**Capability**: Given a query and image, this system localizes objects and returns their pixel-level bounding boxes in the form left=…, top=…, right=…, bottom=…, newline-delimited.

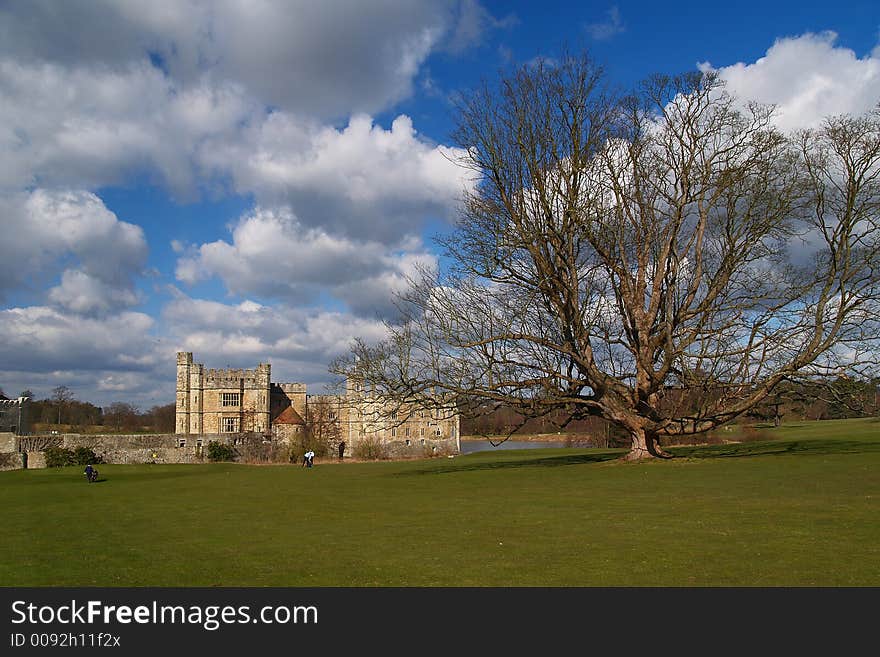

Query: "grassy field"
left=1, top=417, right=878, bottom=586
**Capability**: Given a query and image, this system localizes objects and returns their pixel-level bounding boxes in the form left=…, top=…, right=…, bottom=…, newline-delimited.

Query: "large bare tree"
left=333, top=53, right=880, bottom=460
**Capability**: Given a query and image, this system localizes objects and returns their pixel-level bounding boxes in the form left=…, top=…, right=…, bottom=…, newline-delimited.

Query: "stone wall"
left=0, top=431, right=17, bottom=453
left=354, top=436, right=459, bottom=460
left=3, top=430, right=459, bottom=470
left=0, top=433, right=245, bottom=468
left=0, top=451, right=24, bottom=470
left=58, top=433, right=240, bottom=465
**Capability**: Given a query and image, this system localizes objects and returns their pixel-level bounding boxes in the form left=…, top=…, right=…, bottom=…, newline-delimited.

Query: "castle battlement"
left=274, top=382, right=307, bottom=393
left=204, top=369, right=266, bottom=387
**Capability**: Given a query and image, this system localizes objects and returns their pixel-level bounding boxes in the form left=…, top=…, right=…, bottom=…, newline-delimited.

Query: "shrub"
left=207, top=441, right=237, bottom=462
left=353, top=437, right=389, bottom=460
left=44, top=447, right=74, bottom=467
left=72, top=446, right=103, bottom=465
left=238, top=435, right=291, bottom=464
left=44, top=446, right=104, bottom=467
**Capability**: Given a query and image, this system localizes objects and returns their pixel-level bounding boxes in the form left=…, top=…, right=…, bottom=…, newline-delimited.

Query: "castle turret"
left=175, top=352, right=192, bottom=434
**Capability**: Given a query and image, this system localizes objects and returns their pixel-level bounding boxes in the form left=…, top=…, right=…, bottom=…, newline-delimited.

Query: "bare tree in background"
left=51, top=385, right=74, bottom=426
left=303, top=396, right=342, bottom=458
left=103, top=402, right=141, bottom=432
left=333, top=52, right=880, bottom=460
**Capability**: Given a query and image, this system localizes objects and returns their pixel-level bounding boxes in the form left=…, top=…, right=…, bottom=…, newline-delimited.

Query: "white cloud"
left=0, top=306, right=156, bottom=373
left=175, top=206, right=438, bottom=317
left=705, top=32, right=880, bottom=131
left=0, top=58, right=256, bottom=194
left=0, top=0, right=475, bottom=119
left=0, top=190, right=147, bottom=314
left=198, top=113, right=472, bottom=241
left=1, top=56, right=470, bottom=236
left=47, top=270, right=141, bottom=315
left=163, top=292, right=389, bottom=386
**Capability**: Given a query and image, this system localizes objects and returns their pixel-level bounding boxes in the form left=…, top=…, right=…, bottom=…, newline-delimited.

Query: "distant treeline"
left=26, top=398, right=176, bottom=434
left=461, top=377, right=880, bottom=437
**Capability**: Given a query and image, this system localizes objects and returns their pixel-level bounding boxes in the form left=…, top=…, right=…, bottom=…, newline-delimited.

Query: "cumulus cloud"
left=0, top=58, right=256, bottom=194
left=175, top=206, right=437, bottom=318
left=198, top=113, right=472, bottom=241
left=0, top=0, right=482, bottom=119
left=47, top=270, right=141, bottom=315
left=0, top=306, right=157, bottom=373
left=0, top=190, right=147, bottom=314
left=0, top=301, right=173, bottom=408
left=703, top=32, right=880, bottom=131
left=163, top=292, right=389, bottom=387
left=1, top=56, right=470, bottom=234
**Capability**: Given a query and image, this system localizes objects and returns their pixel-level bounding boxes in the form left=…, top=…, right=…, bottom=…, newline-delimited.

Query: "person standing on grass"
left=338, top=441, right=345, bottom=460
left=306, top=450, right=314, bottom=468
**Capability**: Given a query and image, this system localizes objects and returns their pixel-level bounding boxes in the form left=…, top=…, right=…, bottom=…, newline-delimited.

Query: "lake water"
left=459, top=439, right=570, bottom=454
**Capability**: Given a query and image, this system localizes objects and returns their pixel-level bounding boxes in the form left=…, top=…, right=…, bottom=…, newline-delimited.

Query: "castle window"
left=222, top=417, right=239, bottom=433
left=222, top=393, right=240, bottom=407
left=329, top=410, right=336, bottom=420
left=390, top=411, right=397, bottom=420
left=405, top=427, right=410, bottom=437
left=435, top=427, right=442, bottom=437
left=391, top=427, right=396, bottom=437
left=177, top=439, right=187, bottom=448
left=419, top=427, right=425, bottom=437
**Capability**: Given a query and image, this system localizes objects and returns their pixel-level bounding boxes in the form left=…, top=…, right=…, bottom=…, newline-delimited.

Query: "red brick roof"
left=274, top=406, right=305, bottom=425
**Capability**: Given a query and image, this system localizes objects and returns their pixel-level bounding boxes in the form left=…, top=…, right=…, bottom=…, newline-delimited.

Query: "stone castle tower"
left=174, top=352, right=459, bottom=456
left=176, top=351, right=273, bottom=434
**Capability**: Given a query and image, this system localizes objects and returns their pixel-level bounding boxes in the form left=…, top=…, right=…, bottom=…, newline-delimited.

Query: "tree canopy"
left=333, top=52, right=880, bottom=460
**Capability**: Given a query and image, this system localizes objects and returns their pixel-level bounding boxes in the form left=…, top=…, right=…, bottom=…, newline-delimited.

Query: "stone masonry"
left=176, top=351, right=461, bottom=456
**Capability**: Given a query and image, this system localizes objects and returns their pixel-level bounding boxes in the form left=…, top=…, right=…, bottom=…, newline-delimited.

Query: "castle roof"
left=274, top=406, right=305, bottom=425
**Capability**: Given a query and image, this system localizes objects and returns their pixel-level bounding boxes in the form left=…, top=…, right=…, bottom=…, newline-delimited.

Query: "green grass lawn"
left=1, top=417, right=878, bottom=586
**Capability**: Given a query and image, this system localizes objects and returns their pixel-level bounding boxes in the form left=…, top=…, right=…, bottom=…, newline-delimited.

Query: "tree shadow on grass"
left=402, top=438, right=880, bottom=475
left=401, top=450, right=623, bottom=475
left=669, top=439, right=880, bottom=459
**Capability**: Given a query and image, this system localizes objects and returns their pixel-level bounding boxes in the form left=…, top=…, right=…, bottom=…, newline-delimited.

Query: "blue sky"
left=0, top=1, right=878, bottom=409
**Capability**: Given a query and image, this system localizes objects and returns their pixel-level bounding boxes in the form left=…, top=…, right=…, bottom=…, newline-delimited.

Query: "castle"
left=175, top=352, right=460, bottom=456
left=0, top=353, right=459, bottom=470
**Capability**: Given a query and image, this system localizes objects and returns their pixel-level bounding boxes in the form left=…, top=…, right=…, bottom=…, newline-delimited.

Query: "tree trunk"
left=623, top=427, right=673, bottom=461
